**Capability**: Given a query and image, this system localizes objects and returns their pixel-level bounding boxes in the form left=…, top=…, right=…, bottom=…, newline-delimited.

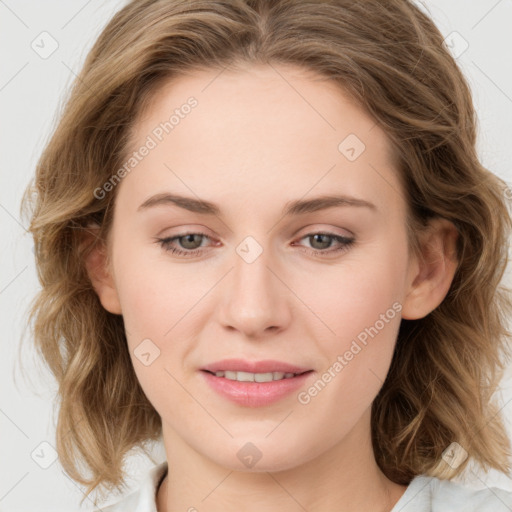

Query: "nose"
left=217, top=242, right=292, bottom=339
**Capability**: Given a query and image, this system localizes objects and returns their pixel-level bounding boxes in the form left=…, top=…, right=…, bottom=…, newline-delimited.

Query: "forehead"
left=118, top=63, right=404, bottom=218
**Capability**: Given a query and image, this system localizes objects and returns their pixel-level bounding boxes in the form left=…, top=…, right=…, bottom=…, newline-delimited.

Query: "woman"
left=21, top=0, right=512, bottom=510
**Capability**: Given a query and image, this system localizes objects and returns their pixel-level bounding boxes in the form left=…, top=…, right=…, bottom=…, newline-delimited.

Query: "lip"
left=200, top=359, right=315, bottom=408
left=201, top=358, right=312, bottom=374
left=200, top=371, right=314, bottom=407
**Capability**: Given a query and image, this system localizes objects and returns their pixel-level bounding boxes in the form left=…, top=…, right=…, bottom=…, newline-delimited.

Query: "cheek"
left=112, top=247, right=210, bottom=394
left=311, top=252, right=404, bottom=343
left=112, top=245, right=203, bottom=338
left=113, top=252, right=199, bottom=410
left=302, top=245, right=405, bottom=391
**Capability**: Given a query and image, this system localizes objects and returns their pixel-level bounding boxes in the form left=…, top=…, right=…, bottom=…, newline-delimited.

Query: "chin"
left=201, top=437, right=314, bottom=474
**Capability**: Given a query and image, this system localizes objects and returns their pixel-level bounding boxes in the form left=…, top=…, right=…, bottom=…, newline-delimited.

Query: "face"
left=99, top=63, right=418, bottom=472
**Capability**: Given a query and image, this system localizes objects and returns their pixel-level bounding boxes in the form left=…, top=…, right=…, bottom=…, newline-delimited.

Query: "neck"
left=156, top=408, right=407, bottom=512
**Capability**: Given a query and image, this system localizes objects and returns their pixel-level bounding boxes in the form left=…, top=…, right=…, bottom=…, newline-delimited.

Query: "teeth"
left=213, top=370, right=297, bottom=382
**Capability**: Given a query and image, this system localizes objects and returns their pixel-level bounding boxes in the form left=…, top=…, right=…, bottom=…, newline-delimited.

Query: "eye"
left=155, top=231, right=355, bottom=258
left=156, top=231, right=213, bottom=257
left=293, top=232, right=355, bottom=257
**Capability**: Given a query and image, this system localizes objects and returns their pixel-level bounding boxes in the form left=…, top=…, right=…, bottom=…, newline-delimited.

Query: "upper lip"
left=201, top=359, right=312, bottom=374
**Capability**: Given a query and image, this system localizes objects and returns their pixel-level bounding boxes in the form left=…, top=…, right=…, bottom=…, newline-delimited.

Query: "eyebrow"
left=137, top=192, right=377, bottom=216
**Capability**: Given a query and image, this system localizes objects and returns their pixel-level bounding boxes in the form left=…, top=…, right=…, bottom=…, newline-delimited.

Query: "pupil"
left=312, top=234, right=330, bottom=249
left=182, top=234, right=200, bottom=249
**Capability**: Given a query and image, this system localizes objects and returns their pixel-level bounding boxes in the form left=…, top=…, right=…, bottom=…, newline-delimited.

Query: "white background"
left=1, top=0, right=512, bottom=510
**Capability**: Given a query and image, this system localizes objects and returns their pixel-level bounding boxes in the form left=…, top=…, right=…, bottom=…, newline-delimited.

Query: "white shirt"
left=99, top=461, right=512, bottom=511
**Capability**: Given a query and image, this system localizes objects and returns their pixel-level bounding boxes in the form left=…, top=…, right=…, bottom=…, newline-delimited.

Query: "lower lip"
left=200, top=370, right=314, bottom=407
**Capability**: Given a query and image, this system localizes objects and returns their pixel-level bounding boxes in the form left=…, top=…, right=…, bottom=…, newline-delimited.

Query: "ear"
left=401, top=217, right=459, bottom=320
left=81, top=224, right=122, bottom=315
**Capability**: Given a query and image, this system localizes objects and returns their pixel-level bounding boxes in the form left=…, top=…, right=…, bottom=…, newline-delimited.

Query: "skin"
left=85, top=63, right=459, bottom=511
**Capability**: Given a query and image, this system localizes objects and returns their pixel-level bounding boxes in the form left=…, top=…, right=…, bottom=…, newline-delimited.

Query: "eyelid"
left=294, top=224, right=354, bottom=239
left=155, top=224, right=214, bottom=237
left=155, top=228, right=355, bottom=258
left=157, top=224, right=352, bottom=245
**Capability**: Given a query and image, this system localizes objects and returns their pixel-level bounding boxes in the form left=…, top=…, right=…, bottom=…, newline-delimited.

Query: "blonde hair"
left=20, top=0, right=512, bottom=502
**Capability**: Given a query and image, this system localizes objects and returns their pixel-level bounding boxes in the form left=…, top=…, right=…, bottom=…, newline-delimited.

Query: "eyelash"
left=155, top=231, right=355, bottom=258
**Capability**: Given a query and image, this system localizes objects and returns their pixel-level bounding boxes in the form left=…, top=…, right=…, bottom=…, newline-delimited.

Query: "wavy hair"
left=20, top=0, right=512, bottom=502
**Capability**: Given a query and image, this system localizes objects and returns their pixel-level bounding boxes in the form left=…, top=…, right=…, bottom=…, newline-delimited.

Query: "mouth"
left=199, top=360, right=316, bottom=407
left=201, top=369, right=313, bottom=382
left=201, top=358, right=313, bottom=375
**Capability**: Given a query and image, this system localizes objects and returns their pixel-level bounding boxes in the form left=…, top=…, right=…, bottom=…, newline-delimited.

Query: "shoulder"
left=393, top=473, right=512, bottom=512
left=99, top=461, right=168, bottom=512
left=431, top=476, right=512, bottom=512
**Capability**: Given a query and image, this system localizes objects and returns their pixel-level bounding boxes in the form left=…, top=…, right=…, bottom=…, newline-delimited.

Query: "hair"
left=20, top=0, right=512, bottom=503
